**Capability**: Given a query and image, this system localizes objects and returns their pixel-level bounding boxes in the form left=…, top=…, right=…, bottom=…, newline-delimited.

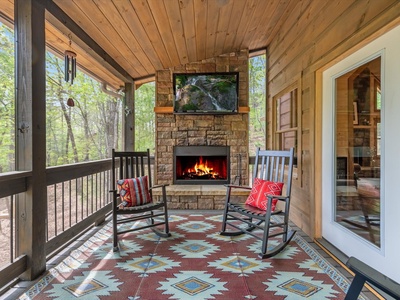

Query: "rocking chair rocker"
left=110, top=149, right=170, bottom=252
left=220, top=148, right=295, bottom=258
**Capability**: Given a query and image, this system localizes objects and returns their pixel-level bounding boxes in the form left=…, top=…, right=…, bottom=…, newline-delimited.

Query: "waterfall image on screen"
left=173, top=72, right=238, bottom=114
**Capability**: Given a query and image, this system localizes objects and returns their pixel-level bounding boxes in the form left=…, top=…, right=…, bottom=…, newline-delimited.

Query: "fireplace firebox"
left=173, top=146, right=230, bottom=185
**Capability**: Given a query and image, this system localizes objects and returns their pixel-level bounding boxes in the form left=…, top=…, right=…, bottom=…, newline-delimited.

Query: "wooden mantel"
left=154, top=106, right=250, bottom=114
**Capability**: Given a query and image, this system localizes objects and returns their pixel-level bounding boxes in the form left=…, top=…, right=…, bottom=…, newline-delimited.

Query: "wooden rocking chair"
left=220, top=148, right=295, bottom=258
left=110, top=149, right=170, bottom=252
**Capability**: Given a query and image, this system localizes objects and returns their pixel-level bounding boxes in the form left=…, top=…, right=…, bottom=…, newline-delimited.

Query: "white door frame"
left=321, top=24, right=400, bottom=282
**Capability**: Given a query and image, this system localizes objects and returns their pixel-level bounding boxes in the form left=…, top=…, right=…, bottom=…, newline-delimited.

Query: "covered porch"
left=1, top=0, right=400, bottom=299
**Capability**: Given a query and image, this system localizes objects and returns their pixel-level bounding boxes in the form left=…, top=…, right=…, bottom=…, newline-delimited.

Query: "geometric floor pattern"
left=19, top=212, right=360, bottom=299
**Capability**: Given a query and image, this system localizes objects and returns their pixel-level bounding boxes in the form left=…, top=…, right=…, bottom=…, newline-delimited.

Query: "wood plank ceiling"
left=0, top=0, right=297, bottom=89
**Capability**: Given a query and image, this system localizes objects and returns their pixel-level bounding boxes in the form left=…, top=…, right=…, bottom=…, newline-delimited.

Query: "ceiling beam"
left=42, top=0, right=133, bottom=84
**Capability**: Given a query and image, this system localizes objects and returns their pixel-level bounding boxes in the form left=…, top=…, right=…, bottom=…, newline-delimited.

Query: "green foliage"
left=46, top=52, right=123, bottom=165
left=175, top=75, right=187, bottom=89
left=134, top=82, right=155, bottom=152
left=0, top=22, right=124, bottom=170
left=189, top=85, right=201, bottom=93
left=182, top=102, right=199, bottom=111
left=0, top=24, right=15, bottom=172
left=214, top=80, right=232, bottom=93
left=249, top=54, right=266, bottom=152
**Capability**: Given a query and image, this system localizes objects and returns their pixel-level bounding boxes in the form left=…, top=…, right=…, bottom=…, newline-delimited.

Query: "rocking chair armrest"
left=267, top=195, right=290, bottom=201
left=266, top=195, right=289, bottom=201
left=150, top=184, right=169, bottom=200
left=225, top=184, right=252, bottom=191
left=149, top=184, right=169, bottom=191
left=109, top=189, right=119, bottom=199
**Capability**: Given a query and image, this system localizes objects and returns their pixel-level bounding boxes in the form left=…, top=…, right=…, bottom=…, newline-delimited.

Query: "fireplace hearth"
left=174, top=146, right=230, bottom=185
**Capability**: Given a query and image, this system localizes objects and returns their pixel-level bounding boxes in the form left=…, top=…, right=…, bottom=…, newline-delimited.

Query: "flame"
left=185, top=157, right=219, bottom=178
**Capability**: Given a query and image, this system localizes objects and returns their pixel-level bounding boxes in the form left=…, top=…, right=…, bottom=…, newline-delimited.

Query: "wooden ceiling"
left=1, top=0, right=297, bottom=89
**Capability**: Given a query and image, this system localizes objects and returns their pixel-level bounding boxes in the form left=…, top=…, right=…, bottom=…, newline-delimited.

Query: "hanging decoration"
left=67, top=97, right=75, bottom=107
left=64, top=34, right=77, bottom=84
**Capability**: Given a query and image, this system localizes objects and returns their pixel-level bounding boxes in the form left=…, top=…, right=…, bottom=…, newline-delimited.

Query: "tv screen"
left=173, top=72, right=239, bottom=114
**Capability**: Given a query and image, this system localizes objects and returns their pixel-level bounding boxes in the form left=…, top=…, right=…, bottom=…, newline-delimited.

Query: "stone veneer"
left=154, top=50, right=250, bottom=209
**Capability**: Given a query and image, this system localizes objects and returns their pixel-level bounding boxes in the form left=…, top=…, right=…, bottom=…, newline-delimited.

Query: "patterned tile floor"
left=4, top=211, right=375, bottom=299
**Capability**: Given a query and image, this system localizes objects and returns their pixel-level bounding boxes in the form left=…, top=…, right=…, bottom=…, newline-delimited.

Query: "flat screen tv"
left=173, top=72, right=239, bottom=114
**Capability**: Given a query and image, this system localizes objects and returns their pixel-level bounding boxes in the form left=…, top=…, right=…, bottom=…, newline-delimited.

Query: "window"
left=334, top=56, right=381, bottom=246
left=275, top=88, right=298, bottom=153
left=248, top=52, right=266, bottom=152
left=134, top=82, right=155, bottom=152
left=272, top=82, right=300, bottom=177
left=376, top=122, right=381, bottom=156
left=0, top=22, right=15, bottom=172
left=375, top=81, right=382, bottom=156
left=376, top=82, right=381, bottom=110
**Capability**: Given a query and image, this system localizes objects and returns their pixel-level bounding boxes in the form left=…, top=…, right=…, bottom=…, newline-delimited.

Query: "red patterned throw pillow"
left=116, top=176, right=152, bottom=208
left=245, top=178, right=284, bottom=211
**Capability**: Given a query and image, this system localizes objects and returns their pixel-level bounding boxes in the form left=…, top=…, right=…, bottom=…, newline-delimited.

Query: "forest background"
left=0, top=22, right=266, bottom=173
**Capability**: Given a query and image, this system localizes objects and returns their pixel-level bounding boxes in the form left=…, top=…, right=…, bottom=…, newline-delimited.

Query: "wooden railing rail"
left=0, top=171, right=31, bottom=198
left=0, top=159, right=114, bottom=293
left=45, top=159, right=113, bottom=254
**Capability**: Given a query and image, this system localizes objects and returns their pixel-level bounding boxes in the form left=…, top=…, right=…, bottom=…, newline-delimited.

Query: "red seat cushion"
left=116, top=176, right=152, bottom=207
left=245, top=178, right=284, bottom=211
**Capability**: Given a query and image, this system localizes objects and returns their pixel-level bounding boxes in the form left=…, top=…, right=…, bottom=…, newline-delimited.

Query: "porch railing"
left=0, top=155, right=254, bottom=292
left=0, top=159, right=113, bottom=291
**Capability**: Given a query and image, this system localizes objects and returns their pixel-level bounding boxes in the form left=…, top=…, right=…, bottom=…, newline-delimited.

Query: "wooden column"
left=124, top=82, right=135, bottom=151
left=15, top=0, right=47, bottom=280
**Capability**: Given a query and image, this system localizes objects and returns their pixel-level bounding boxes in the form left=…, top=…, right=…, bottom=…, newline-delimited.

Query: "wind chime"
left=64, top=34, right=77, bottom=84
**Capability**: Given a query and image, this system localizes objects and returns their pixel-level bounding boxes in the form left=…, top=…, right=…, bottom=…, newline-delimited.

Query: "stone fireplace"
left=154, top=50, right=250, bottom=209
left=174, top=146, right=230, bottom=185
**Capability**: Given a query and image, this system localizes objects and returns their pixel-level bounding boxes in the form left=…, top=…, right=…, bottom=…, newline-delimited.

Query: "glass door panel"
left=335, top=57, right=381, bottom=247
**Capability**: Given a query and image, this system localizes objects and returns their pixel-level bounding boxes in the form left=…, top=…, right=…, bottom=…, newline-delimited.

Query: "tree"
left=0, top=22, right=156, bottom=170
left=46, top=52, right=124, bottom=165
left=135, top=82, right=155, bottom=152
left=0, top=21, right=125, bottom=170
left=249, top=54, right=266, bottom=152
left=0, top=23, right=15, bottom=172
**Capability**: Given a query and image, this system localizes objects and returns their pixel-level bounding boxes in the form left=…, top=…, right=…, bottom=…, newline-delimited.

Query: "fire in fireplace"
left=174, top=146, right=230, bottom=185
left=178, top=156, right=226, bottom=180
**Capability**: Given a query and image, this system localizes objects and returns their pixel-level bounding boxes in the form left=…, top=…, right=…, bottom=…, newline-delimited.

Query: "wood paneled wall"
left=266, top=0, right=400, bottom=237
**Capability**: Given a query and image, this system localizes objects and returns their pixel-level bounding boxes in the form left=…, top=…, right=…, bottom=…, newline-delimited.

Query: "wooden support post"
left=124, top=82, right=135, bottom=151
left=15, top=0, right=47, bottom=280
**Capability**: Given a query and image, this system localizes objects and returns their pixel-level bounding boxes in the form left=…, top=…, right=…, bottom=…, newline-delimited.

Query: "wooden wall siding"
left=155, top=50, right=249, bottom=193
left=269, top=0, right=398, bottom=95
left=267, top=0, right=400, bottom=237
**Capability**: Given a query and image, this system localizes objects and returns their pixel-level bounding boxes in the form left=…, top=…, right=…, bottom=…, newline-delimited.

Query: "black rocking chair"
left=220, top=148, right=295, bottom=258
left=110, top=149, right=170, bottom=252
